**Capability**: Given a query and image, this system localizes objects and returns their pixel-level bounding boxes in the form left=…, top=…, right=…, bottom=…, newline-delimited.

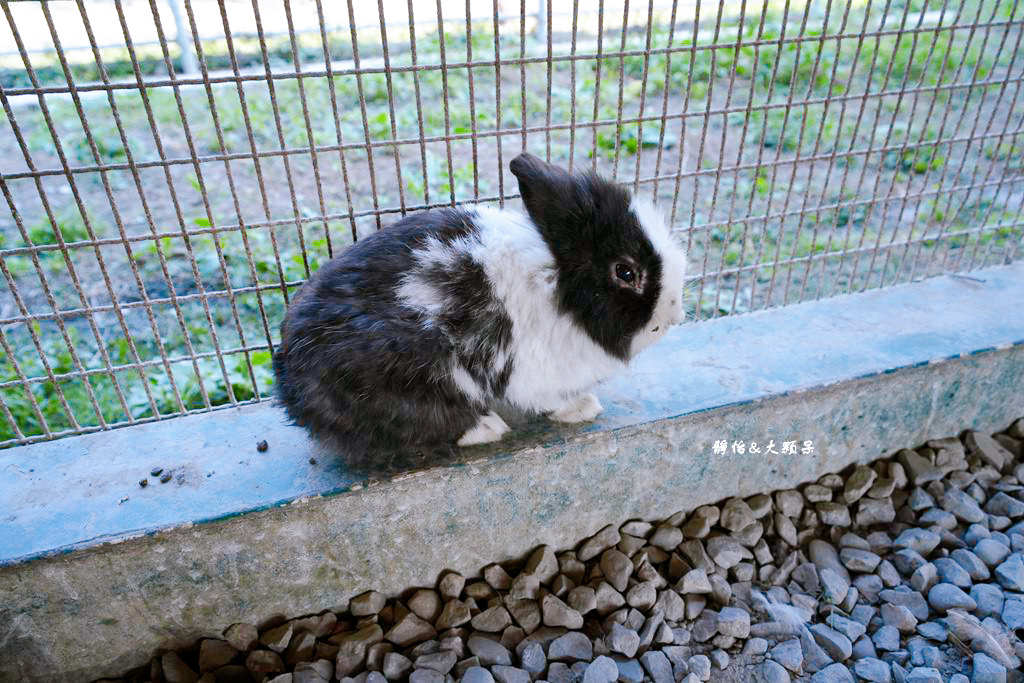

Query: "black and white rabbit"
left=273, top=153, right=686, bottom=463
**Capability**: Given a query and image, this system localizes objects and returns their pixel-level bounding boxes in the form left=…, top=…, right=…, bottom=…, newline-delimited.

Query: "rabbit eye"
left=615, top=263, right=635, bottom=284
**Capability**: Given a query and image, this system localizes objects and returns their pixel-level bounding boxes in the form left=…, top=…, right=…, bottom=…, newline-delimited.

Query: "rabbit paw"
left=548, top=392, right=603, bottom=423
left=457, top=410, right=510, bottom=446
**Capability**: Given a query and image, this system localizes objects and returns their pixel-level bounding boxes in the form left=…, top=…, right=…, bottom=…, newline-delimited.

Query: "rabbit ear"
left=510, top=153, right=591, bottom=235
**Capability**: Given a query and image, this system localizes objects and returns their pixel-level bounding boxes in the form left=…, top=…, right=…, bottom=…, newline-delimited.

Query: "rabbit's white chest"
left=472, top=208, right=626, bottom=412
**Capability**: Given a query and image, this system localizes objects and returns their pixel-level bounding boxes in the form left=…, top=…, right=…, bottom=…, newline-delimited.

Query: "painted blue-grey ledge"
left=1, top=262, right=1023, bottom=682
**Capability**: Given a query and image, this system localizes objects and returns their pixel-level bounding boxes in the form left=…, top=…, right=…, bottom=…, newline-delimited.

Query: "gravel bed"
left=106, top=418, right=1024, bottom=683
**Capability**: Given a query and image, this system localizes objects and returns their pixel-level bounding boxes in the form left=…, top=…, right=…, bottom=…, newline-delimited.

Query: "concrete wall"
left=2, top=263, right=1023, bottom=682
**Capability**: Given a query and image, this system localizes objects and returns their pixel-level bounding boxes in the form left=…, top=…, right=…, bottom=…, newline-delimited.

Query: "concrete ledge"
left=2, top=263, right=1023, bottom=681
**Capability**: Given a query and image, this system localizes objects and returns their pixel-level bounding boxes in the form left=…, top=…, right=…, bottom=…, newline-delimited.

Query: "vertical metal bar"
left=145, top=0, right=240, bottom=403
left=407, top=0, right=433, bottom=208
left=705, top=0, right=752, bottom=317
left=520, top=0, right=528, bottom=151
left=166, top=0, right=198, bottom=75
left=375, top=0, right=410, bottom=212
left=345, top=0, right=385, bottom=227
left=543, top=0, right=553, bottom=161
left=315, top=0, right=360, bottom=246
left=590, top=0, right=606, bottom=170
left=464, top=0, right=480, bottom=197
left=610, top=0, right=631, bottom=180
left=492, top=0, right=505, bottom=204
left=566, top=0, right=579, bottom=172
left=433, top=0, right=457, bottom=205
left=631, top=0, right=656, bottom=193
left=669, top=0, right=702, bottom=232
left=651, top=0, right=680, bottom=199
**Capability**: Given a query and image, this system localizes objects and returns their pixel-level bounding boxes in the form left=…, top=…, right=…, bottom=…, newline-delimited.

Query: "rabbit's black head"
left=510, top=153, right=687, bottom=360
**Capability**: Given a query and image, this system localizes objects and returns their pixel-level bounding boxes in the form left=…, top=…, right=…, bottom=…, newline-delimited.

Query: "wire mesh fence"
left=1, top=0, right=1022, bottom=448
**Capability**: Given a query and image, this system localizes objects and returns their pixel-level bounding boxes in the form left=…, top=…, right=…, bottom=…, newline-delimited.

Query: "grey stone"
left=805, top=484, right=833, bottom=503
left=652, top=588, right=685, bottom=621
left=897, top=450, right=942, bottom=486
left=690, top=608, right=718, bottom=643
left=853, top=658, right=892, bottom=682
left=594, top=582, right=625, bottom=615
left=908, top=563, right=938, bottom=594
left=971, top=584, right=1005, bottom=618
left=541, top=594, right=584, bottom=629
left=817, top=502, right=852, bottom=527
left=524, top=545, right=559, bottom=585
left=721, top=498, right=756, bottom=532
left=810, top=623, right=853, bottom=662
left=705, top=536, right=749, bottom=569
left=607, top=623, right=640, bottom=658
left=261, top=623, right=294, bottom=654
left=466, top=635, right=511, bottom=666
left=677, top=568, right=712, bottom=594
left=872, top=625, right=901, bottom=651
left=351, top=591, right=387, bottom=617
left=438, top=572, right=465, bottom=600
left=710, top=649, right=729, bottom=670
left=975, top=538, right=1011, bottom=567
left=294, top=659, right=333, bottom=683
left=775, top=512, right=799, bottom=547
left=971, top=652, right=1007, bottom=683
left=567, top=586, right=597, bottom=615
left=904, top=667, right=941, bottom=683
left=927, top=583, right=976, bottom=612
left=733, top=521, right=764, bottom=547
left=890, top=549, right=928, bottom=576
left=994, top=553, right=1024, bottom=591
left=826, top=614, right=866, bottom=643
left=965, top=431, right=1013, bottom=471
left=581, top=656, right=618, bottom=683
left=684, top=654, right=710, bottom=682
left=754, top=659, right=792, bottom=683
left=600, top=549, right=633, bottom=592
left=649, top=525, right=683, bottom=551
left=770, top=639, right=804, bottom=673
left=386, top=613, right=436, bottom=647
left=336, top=625, right=385, bottom=677
left=435, top=599, right=471, bottom=629
left=548, top=632, right=593, bottom=662
left=637, top=650, right=672, bottom=683
left=414, top=650, right=456, bottom=675
left=382, top=652, right=413, bottom=680
left=506, top=598, right=541, bottom=634
left=716, top=607, right=750, bottom=638
left=856, top=498, right=896, bottom=526
left=933, top=558, right=972, bottom=588
left=892, top=529, right=941, bottom=556
left=940, top=489, right=986, bottom=524
left=1002, top=597, right=1024, bottom=629
left=810, top=663, right=855, bottom=682
left=224, top=623, right=259, bottom=653
left=615, top=658, right=645, bottom=683
left=852, top=635, right=877, bottom=660
left=492, top=665, right=531, bottom=683
left=879, top=589, right=929, bottom=621
left=407, top=668, right=444, bottom=683
left=950, top=548, right=991, bottom=581
left=579, top=525, right=621, bottom=562
left=881, top=604, right=918, bottom=634
left=161, top=652, right=198, bottom=683
left=682, top=506, right=719, bottom=538
left=246, top=649, right=285, bottom=676
left=625, top=582, right=656, bottom=611
left=845, top=466, right=877, bottom=503
left=820, top=568, right=851, bottom=604
left=985, top=492, right=1024, bottom=519
left=840, top=548, right=881, bottom=573
left=198, top=639, right=237, bottom=673
left=508, top=573, right=540, bottom=601
left=460, top=666, right=494, bottom=683
left=915, top=622, right=946, bottom=642
left=776, top=490, right=804, bottom=518
left=472, top=605, right=512, bottom=633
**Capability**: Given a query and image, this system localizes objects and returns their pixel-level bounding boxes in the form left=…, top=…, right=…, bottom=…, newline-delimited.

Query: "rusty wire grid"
left=0, top=0, right=1022, bottom=447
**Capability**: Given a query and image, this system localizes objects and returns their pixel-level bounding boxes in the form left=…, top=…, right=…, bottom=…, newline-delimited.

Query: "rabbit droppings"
left=273, top=153, right=687, bottom=464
